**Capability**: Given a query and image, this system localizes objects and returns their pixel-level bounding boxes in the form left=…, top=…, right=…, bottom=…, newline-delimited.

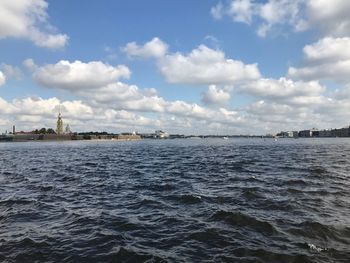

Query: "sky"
left=0, top=0, right=350, bottom=135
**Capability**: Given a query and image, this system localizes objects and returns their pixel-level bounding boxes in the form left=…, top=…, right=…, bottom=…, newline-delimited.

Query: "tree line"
left=31, top=128, right=56, bottom=134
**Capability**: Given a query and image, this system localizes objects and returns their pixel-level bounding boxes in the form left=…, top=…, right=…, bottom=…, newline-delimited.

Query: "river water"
left=0, top=138, right=349, bottom=262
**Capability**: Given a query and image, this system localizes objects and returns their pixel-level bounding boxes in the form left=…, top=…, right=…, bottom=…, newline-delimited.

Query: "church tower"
left=56, top=107, right=64, bottom=135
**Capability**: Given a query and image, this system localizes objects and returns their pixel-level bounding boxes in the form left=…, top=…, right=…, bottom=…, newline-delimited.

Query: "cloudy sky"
left=1, top=0, right=350, bottom=135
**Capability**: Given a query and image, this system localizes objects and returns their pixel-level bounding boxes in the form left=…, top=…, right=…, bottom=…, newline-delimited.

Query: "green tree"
left=47, top=128, right=56, bottom=134
left=39, top=128, right=47, bottom=134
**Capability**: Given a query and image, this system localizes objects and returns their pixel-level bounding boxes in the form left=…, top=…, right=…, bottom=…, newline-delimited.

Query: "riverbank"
left=0, top=133, right=142, bottom=142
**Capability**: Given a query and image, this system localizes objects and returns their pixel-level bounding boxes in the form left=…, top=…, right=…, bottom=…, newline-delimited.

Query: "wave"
left=211, top=210, right=278, bottom=235
left=288, top=221, right=350, bottom=245
left=111, top=246, right=167, bottom=262
left=177, top=194, right=202, bottom=204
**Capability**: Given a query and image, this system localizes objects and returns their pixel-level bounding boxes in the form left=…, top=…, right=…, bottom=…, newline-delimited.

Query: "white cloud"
left=0, top=96, right=160, bottom=132
left=334, top=84, right=350, bottom=100
left=302, top=37, right=350, bottom=63
left=288, top=37, right=350, bottom=83
left=212, top=0, right=305, bottom=37
left=1, top=86, right=349, bottom=135
left=78, top=82, right=232, bottom=122
left=289, top=60, right=350, bottom=82
left=27, top=58, right=247, bottom=129
left=23, top=58, right=37, bottom=71
left=121, top=38, right=261, bottom=86
left=211, top=0, right=350, bottom=37
left=78, top=82, right=142, bottom=103
left=0, top=95, right=249, bottom=134
left=245, top=95, right=350, bottom=132
left=229, top=0, right=254, bottom=24
left=0, top=96, right=93, bottom=121
left=122, top=37, right=168, bottom=58
left=0, top=0, right=68, bottom=48
left=246, top=100, right=317, bottom=128
left=0, top=71, right=5, bottom=86
left=212, top=0, right=350, bottom=37
left=241, top=77, right=325, bottom=105
left=31, top=60, right=131, bottom=90
left=0, top=97, right=15, bottom=113
left=256, top=23, right=271, bottom=38
left=211, top=2, right=224, bottom=20
left=306, top=0, right=350, bottom=36
left=159, top=45, right=260, bottom=85
left=211, top=0, right=265, bottom=29
left=202, top=85, right=231, bottom=106
left=0, top=63, right=22, bottom=80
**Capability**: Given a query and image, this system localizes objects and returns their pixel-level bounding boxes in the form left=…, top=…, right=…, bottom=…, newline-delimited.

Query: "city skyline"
left=1, top=0, right=350, bottom=135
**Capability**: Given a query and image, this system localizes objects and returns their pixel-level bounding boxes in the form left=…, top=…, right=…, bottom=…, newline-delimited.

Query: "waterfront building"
left=155, top=130, right=169, bottom=139
left=276, top=131, right=297, bottom=138
left=299, top=128, right=318, bottom=137
left=319, top=129, right=332, bottom=137
left=331, top=126, right=350, bottom=137
left=299, top=130, right=311, bottom=137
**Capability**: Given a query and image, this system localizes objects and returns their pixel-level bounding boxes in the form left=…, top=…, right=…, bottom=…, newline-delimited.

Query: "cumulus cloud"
left=211, top=0, right=350, bottom=37
left=245, top=95, right=350, bottom=132
left=202, top=85, right=231, bottom=106
left=211, top=0, right=305, bottom=37
left=289, top=61, right=350, bottom=83
left=0, top=71, right=5, bottom=86
left=0, top=95, right=248, bottom=134
left=229, top=0, right=254, bottom=24
left=288, top=37, right=350, bottom=83
left=0, top=96, right=161, bottom=132
left=122, top=37, right=169, bottom=58
left=0, top=0, right=68, bottom=48
left=121, top=38, right=261, bottom=85
left=31, top=60, right=131, bottom=90
left=25, top=58, right=246, bottom=131
left=0, top=96, right=93, bottom=122
left=75, top=81, right=238, bottom=124
left=306, top=0, right=350, bottom=36
left=1, top=85, right=348, bottom=135
left=0, top=63, right=22, bottom=80
left=159, top=45, right=260, bottom=85
left=302, top=37, right=350, bottom=63
left=241, top=77, right=325, bottom=105
left=245, top=100, right=318, bottom=129
left=212, top=0, right=254, bottom=24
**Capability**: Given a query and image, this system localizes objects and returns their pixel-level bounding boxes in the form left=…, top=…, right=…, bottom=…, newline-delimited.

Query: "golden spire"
left=56, top=105, right=64, bottom=135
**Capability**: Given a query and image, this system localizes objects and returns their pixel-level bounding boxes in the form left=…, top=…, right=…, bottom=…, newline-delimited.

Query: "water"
left=0, top=138, right=349, bottom=263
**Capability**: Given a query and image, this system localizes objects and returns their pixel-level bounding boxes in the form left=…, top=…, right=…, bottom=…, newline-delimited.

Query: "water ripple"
left=0, top=138, right=350, bottom=262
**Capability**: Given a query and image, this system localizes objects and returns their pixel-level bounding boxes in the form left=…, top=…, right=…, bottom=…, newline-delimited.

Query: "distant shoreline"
left=1, top=136, right=350, bottom=143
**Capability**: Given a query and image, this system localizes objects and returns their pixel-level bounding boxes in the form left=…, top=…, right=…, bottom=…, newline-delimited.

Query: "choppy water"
left=0, top=138, right=349, bottom=263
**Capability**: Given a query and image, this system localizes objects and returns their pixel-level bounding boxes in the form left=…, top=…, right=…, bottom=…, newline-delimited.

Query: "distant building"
left=292, top=131, right=299, bottom=138
left=155, top=130, right=169, bottom=139
left=276, top=131, right=298, bottom=138
left=319, top=129, right=332, bottom=137
left=299, top=128, right=318, bottom=137
left=323, top=126, right=350, bottom=137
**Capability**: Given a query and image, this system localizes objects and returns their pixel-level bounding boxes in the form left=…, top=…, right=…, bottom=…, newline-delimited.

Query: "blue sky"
left=0, top=0, right=350, bottom=134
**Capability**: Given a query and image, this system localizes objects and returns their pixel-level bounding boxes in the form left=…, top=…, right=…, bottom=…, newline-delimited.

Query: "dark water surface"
left=0, top=138, right=349, bottom=262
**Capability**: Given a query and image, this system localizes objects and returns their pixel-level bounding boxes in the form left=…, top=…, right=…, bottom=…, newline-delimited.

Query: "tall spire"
left=56, top=105, right=64, bottom=135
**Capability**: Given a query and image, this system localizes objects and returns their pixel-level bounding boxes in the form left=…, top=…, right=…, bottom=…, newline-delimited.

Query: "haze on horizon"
left=0, top=0, right=350, bottom=135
